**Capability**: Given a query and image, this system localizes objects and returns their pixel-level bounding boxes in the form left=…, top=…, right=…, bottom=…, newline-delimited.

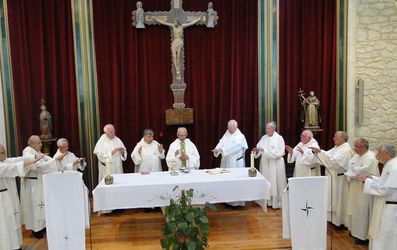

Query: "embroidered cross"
left=38, top=202, right=45, bottom=209
left=64, top=235, right=70, bottom=241
left=301, top=200, right=314, bottom=218
left=13, top=210, right=19, bottom=216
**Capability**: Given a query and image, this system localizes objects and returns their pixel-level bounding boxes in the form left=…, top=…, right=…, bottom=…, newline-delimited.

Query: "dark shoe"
left=113, top=209, right=123, bottom=214
left=32, top=230, right=43, bottom=239
left=355, top=239, right=369, bottom=245
left=144, top=208, right=154, bottom=213
left=224, top=204, right=244, bottom=210
left=331, top=224, right=346, bottom=231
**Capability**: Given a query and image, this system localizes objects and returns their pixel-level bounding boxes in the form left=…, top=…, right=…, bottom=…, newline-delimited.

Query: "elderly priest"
left=21, top=135, right=58, bottom=239
left=0, top=144, right=40, bottom=249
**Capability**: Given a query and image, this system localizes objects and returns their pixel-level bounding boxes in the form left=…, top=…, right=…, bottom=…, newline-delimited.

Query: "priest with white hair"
left=54, top=138, right=86, bottom=172
left=0, top=144, right=39, bottom=249
left=252, top=121, right=286, bottom=209
left=21, top=135, right=58, bottom=239
left=212, top=119, right=248, bottom=169
left=94, top=124, right=127, bottom=182
left=131, top=129, right=165, bottom=173
left=359, top=144, right=397, bottom=250
left=311, top=131, right=355, bottom=229
left=286, top=130, right=320, bottom=177
left=166, top=127, right=200, bottom=171
left=212, top=119, right=248, bottom=208
left=343, top=138, right=378, bottom=244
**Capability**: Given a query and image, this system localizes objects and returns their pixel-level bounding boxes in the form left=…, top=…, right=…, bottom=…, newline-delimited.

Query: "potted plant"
left=161, top=188, right=214, bottom=250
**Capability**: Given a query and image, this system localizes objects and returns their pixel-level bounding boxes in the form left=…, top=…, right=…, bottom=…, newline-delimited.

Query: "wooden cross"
left=132, top=0, right=218, bottom=123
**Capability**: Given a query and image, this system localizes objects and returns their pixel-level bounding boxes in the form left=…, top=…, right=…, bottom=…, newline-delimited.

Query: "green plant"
left=161, top=189, right=213, bottom=250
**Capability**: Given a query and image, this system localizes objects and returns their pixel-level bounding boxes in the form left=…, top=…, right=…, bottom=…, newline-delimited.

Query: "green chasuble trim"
left=0, top=0, right=19, bottom=156
left=71, top=0, right=100, bottom=191
left=258, top=0, right=279, bottom=136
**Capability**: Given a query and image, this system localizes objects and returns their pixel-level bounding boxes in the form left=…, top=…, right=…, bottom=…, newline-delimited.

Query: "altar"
left=93, top=168, right=270, bottom=212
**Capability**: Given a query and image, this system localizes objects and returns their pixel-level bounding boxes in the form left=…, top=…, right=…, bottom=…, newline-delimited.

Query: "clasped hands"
left=175, top=149, right=189, bottom=161
left=138, top=144, right=164, bottom=154
left=112, top=146, right=125, bottom=155
left=251, top=147, right=264, bottom=154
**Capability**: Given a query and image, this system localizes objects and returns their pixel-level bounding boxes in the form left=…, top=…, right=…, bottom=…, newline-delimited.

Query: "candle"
left=250, top=151, right=254, bottom=168
left=106, top=158, right=110, bottom=176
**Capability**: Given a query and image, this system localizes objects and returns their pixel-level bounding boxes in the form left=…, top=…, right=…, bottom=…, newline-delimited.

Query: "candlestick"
left=250, top=151, right=254, bottom=168
left=106, top=158, right=110, bottom=176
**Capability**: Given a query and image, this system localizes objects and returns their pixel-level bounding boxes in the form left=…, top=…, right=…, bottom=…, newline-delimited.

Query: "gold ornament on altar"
left=170, top=159, right=179, bottom=176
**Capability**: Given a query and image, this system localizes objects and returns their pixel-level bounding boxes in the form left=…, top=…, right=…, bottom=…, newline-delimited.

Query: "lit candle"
left=250, top=151, right=254, bottom=168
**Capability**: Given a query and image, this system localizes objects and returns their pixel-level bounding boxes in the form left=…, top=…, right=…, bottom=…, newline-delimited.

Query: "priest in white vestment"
left=212, top=120, right=248, bottom=168
left=212, top=120, right=247, bottom=207
left=253, top=121, right=286, bottom=209
left=286, top=130, right=320, bottom=177
left=94, top=124, right=127, bottom=182
left=20, top=135, right=58, bottom=238
left=131, top=129, right=165, bottom=173
left=311, top=131, right=354, bottom=228
left=54, top=138, right=86, bottom=172
left=359, top=144, right=397, bottom=250
left=166, top=127, right=200, bottom=171
left=0, top=144, right=39, bottom=250
left=345, top=138, right=378, bottom=243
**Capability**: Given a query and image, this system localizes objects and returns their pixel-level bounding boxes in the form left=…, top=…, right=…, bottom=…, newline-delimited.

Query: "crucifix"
left=132, top=0, right=218, bottom=125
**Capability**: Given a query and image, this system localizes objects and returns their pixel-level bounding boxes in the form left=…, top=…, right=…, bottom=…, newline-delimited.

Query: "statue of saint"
left=299, top=90, right=321, bottom=128
left=133, top=1, right=145, bottom=29
left=206, top=2, right=217, bottom=28
left=40, top=99, right=53, bottom=140
left=153, top=17, right=202, bottom=80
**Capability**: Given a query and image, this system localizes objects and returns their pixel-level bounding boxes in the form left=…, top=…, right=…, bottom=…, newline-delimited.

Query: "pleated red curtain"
left=7, top=0, right=80, bottom=155
left=279, top=0, right=337, bottom=148
left=93, top=0, right=258, bottom=171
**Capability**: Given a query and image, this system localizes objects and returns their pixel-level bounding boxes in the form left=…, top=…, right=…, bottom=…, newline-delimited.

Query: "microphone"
left=312, top=150, right=334, bottom=250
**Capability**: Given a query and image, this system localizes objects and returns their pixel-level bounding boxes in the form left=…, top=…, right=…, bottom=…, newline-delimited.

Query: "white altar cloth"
left=93, top=168, right=270, bottom=212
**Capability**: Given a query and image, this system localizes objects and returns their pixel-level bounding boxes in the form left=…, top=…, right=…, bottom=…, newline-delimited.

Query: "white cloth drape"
left=282, top=177, right=328, bottom=250
left=43, top=172, right=89, bottom=250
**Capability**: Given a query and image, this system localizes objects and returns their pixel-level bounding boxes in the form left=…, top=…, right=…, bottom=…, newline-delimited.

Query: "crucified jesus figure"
left=154, top=17, right=202, bottom=80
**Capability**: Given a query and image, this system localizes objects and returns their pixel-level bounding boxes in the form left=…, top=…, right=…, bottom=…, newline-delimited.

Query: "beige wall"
left=347, top=0, right=397, bottom=149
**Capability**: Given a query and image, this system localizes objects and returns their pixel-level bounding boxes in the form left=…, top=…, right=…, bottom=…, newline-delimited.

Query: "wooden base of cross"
left=165, top=108, right=193, bottom=125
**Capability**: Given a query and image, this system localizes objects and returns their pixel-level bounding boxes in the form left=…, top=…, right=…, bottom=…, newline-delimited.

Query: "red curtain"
left=279, top=0, right=337, bottom=148
left=93, top=0, right=258, bottom=171
left=7, top=0, right=80, bottom=155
